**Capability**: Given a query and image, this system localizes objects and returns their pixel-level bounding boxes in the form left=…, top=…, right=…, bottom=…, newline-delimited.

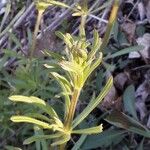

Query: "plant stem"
left=30, top=10, right=43, bottom=60
left=59, top=143, right=66, bottom=150
left=79, top=15, right=86, bottom=38
left=58, top=89, right=80, bottom=150
left=65, top=88, right=81, bottom=130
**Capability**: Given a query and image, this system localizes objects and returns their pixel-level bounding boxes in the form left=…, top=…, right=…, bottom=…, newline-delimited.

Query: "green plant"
left=8, top=0, right=119, bottom=149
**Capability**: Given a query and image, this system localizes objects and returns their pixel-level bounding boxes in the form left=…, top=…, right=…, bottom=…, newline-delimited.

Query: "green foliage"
left=8, top=0, right=118, bottom=148
left=9, top=28, right=112, bottom=146
left=2, top=0, right=149, bottom=149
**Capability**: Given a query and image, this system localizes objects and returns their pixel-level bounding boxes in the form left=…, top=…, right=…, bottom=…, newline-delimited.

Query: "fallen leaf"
left=143, top=0, right=150, bottom=23
left=138, top=2, right=146, bottom=21
left=100, top=85, right=122, bottom=111
left=129, top=33, right=150, bottom=60
left=121, top=21, right=136, bottom=43
left=34, top=31, right=61, bottom=56
left=114, top=72, right=129, bottom=91
left=136, top=33, right=150, bottom=59
left=135, top=70, right=150, bottom=121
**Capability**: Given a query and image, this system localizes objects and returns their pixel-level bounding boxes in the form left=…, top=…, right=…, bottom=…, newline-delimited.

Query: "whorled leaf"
left=72, top=124, right=103, bottom=134
left=23, top=133, right=62, bottom=145
left=11, top=116, right=54, bottom=129
left=9, top=95, right=58, bottom=118
left=88, top=30, right=102, bottom=60
left=9, top=95, right=46, bottom=105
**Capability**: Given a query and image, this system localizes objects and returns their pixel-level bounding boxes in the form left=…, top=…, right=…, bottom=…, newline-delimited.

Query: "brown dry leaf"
left=129, top=33, right=150, bottom=60
left=136, top=33, right=150, bottom=60
left=114, top=72, right=129, bottom=91
left=34, top=31, right=60, bottom=56
left=100, top=85, right=122, bottom=111
left=121, top=21, right=136, bottom=43
left=135, top=70, right=150, bottom=121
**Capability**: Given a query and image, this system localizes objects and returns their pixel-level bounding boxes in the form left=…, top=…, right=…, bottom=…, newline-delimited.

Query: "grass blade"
left=10, top=116, right=54, bottom=129
left=24, top=133, right=62, bottom=145
left=104, top=45, right=143, bottom=60
left=99, top=0, right=119, bottom=52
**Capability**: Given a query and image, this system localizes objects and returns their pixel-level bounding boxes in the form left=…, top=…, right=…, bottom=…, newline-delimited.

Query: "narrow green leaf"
left=43, top=50, right=64, bottom=61
left=50, top=72, right=71, bottom=92
left=9, top=33, right=22, bottom=49
left=73, top=76, right=113, bottom=128
left=24, top=133, right=62, bottom=145
left=9, top=95, right=46, bottom=105
left=49, top=1, right=70, bottom=8
left=25, top=113, right=52, bottom=123
left=106, top=111, right=150, bottom=138
left=9, top=95, right=58, bottom=118
left=104, top=45, right=144, bottom=60
left=123, top=85, right=138, bottom=120
left=55, top=31, right=65, bottom=40
left=60, top=61, right=83, bottom=75
left=5, top=146, right=22, bottom=150
left=137, top=138, right=145, bottom=150
left=34, top=126, right=42, bottom=150
left=88, top=30, right=102, bottom=59
left=72, top=124, right=103, bottom=134
left=81, top=128, right=126, bottom=149
left=10, top=116, right=53, bottom=129
left=99, top=0, right=119, bottom=52
left=72, top=135, right=87, bottom=150
left=50, top=72, right=71, bottom=114
left=84, top=53, right=102, bottom=82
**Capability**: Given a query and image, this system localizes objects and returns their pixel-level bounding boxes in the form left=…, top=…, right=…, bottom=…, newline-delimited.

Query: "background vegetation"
left=0, top=0, right=150, bottom=149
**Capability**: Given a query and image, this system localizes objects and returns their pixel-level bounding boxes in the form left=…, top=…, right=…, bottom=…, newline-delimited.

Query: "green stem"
left=30, top=10, right=43, bottom=60
left=59, top=143, right=66, bottom=150
left=64, top=89, right=81, bottom=130
left=79, top=15, right=86, bottom=38
left=58, top=89, right=80, bottom=150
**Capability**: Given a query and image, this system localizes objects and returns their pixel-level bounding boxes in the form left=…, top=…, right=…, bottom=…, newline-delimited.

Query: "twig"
left=0, top=2, right=34, bottom=48
left=127, top=0, right=140, bottom=19
left=89, top=14, right=108, bottom=23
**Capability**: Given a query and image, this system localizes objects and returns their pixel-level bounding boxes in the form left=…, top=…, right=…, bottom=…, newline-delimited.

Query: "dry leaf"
left=114, top=72, right=129, bottom=91
left=135, top=70, right=150, bottom=120
left=129, top=33, right=150, bottom=60
left=147, top=114, right=150, bottom=128
left=121, top=22, right=136, bottom=43
left=138, top=2, right=146, bottom=21
left=34, top=31, right=61, bottom=56
left=100, top=85, right=122, bottom=111
left=136, top=33, right=150, bottom=59
left=143, top=0, right=150, bottom=23
left=0, top=0, right=7, bottom=15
